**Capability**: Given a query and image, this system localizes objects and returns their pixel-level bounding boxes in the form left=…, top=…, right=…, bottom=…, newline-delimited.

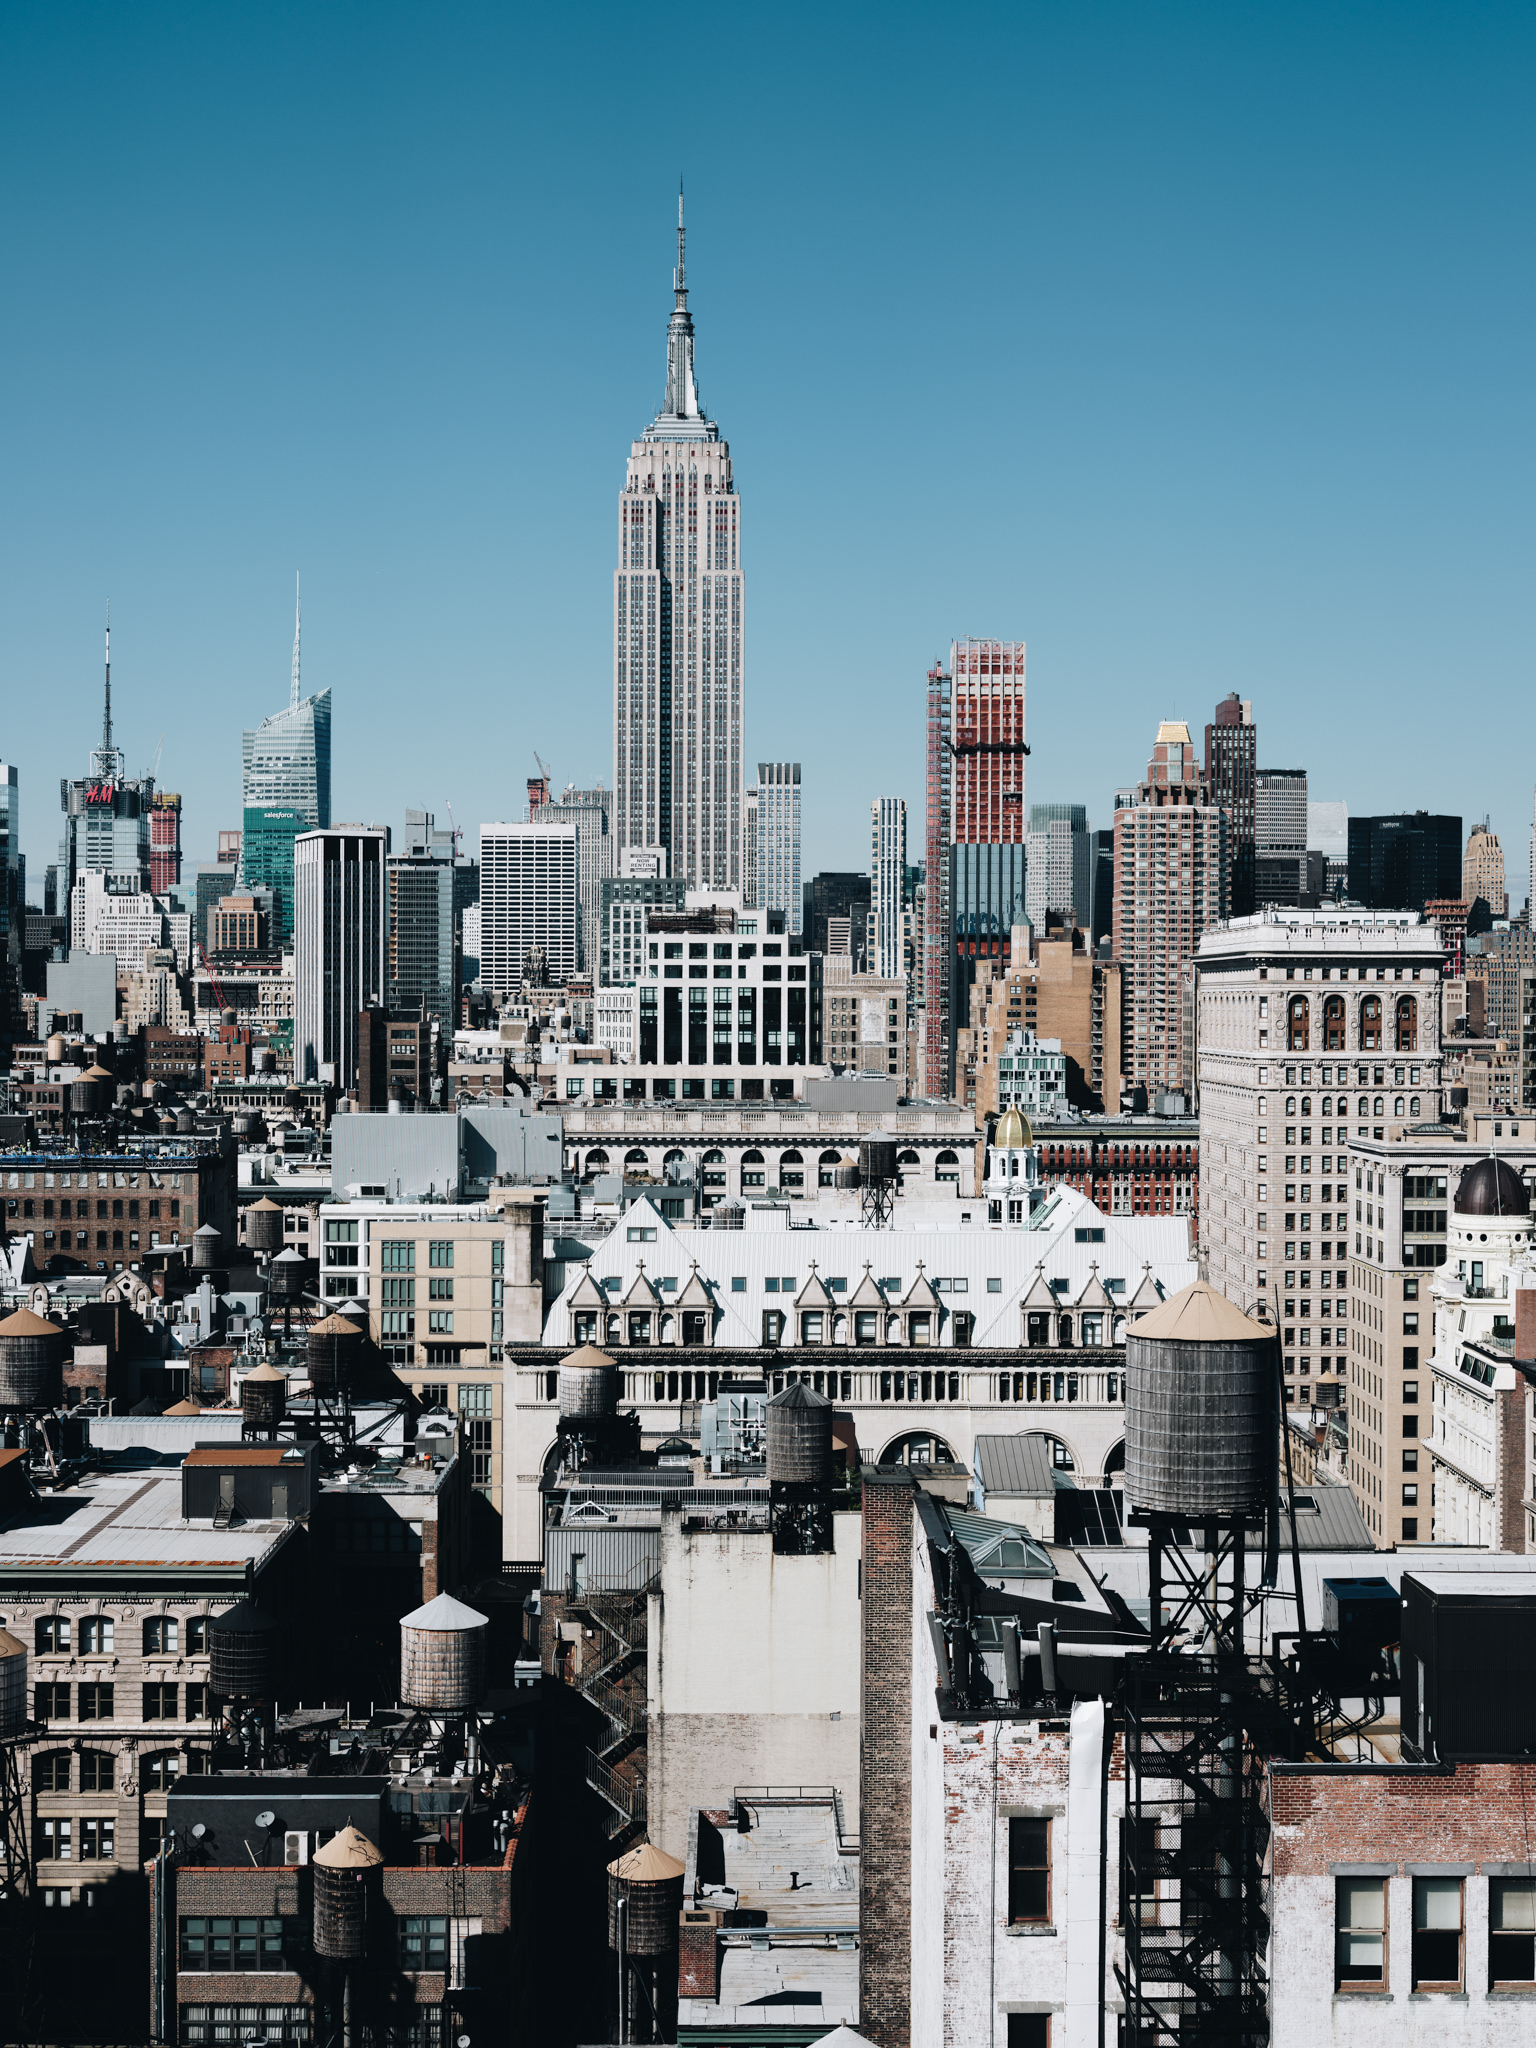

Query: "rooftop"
left=0, top=1465, right=295, bottom=1575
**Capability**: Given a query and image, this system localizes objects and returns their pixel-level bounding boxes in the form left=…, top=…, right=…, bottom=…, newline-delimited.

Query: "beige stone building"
left=1462, top=821, right=1507, bottom=917
left=958, top=923, right=1122, bottom=1117
left=820, top=954, right=906, bottom=1080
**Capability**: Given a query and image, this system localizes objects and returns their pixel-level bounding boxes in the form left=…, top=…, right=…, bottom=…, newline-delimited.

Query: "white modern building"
left=754, top=763, right=801, bottom=935
left=69, top=871, right=191, bottom=972
left=871, top=796, right=907, bottom=981
left=478, top=823, right=578, bottom=990
left=612, top=195, right=743, bottom=893
left=993, top=1029, right=1067, bottom=1121
left=1195, top=910, right=1443, bottom=1405
left=293, top=826, right=387, bottom=1088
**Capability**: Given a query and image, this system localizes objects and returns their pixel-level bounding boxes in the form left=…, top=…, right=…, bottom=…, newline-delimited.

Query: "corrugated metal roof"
left=0, top=1469, right=293, bottom=1570
left=973, top=1433, right=1058, bottom=1498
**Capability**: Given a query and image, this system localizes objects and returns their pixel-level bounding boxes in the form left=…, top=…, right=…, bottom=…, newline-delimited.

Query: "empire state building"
left=613, top=194, right=743, bottom=891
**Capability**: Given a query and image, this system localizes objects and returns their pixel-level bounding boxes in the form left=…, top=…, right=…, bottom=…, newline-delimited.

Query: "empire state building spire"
left=660, top=180, right=702, bottom=424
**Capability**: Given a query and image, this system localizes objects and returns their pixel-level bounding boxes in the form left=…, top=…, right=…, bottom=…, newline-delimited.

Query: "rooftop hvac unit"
left=284, top=1830, right=309, bottom=1865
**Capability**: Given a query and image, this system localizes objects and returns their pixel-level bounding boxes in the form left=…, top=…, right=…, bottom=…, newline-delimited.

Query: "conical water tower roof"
left=400, top=1592, right=489, bottom=1632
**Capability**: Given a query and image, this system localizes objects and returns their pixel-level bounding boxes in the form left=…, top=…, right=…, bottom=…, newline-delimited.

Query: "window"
left=79, top=1751, right=113, bottom=1792
left=40, top=1819, right=72, bottom=1861
left=186, top=1683, right=209, bottom=1720
left=144, top=1617, right=179, bottom=1654
left=1008, top=1817, right=1050, bottom=1923
left=79, top=1616, right=113, bottom=1653
left=428, top=1312, right=453, bottom=1334
left=143, top=1683, right=178, bottom=1720
left=1490, top=1879, right=1536, bottom=1985
left=80, top=1817, right=115, bottom=1861
left=428, top=1276, right=453, bottom=1300
left=35, top=1682, right=70, bottom=1720
left=418, top=1382, right=450, bottom=1409
left=399, top=1915, right=450, bottom=1971
left=988, top=1276, right=1002, bottom=1293
left=429, top=1241, right=454, bottom=1268
left=381, top=1240, right=415, bottom=1271
left=179, top=1917, right=285, bottom=1971
left=1336, top=1877, right=1386, bottom=1987
left=1007, top=2020, right=1048, bottom=2048
left=1412, top=1877, right=1462, bottom=1988
left=36, top=1616, right=71, bottom=1653
left=33, top=1751, right=71, bottom=1791
left=144, top=1752, right=181, bottom=1790
left=79, top=1684, right=112, bottom=1720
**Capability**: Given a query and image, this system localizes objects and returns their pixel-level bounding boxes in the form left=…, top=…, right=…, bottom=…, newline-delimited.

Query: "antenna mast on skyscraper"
left=103, top=601, right=112, bottom=754
left=290, top=574, right=302, bottom=709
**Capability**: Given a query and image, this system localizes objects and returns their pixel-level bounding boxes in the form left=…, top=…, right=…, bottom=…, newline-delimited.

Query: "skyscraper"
left=1025, top=802, right=1089, bottom=930
left=870, top=798, right=907, bottom=981
left=60, top=618, right=154, bottom=898
left=1255, top=768, right=1308, bottom=907
left=293, top=827, right=386, bottom=1088
left=479, top=824, right=579, bottom=991
left=1347, top=813, right=1461, bottom=912
left=388, top=811, right=460, bottom=1033
left=531, top=784, right=612, bottom=973
left=242, top=583, right=332, bottom=943
left=1113, top=720, right=1229, bottom=1095
left=1204, top=694, right=1255, bottom=917
left=613, top=193, right=743, bottom=892
left=754, top=764, right=801, bottom=935
left=931, top=637, right=1026, bottom=1098
left=149, top=792, right=182, bottom=895
left=1462, top=820, right=1507, bottom=918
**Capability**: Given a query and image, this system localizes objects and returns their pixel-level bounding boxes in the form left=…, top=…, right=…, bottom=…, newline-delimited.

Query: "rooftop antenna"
left=102, top=601, right=113, bottom=754
left=290, top=573, right=302, bottom=710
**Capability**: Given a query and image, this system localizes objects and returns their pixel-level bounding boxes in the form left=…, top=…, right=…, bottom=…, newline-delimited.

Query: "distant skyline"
left=1, top=3, right=1531, bottom=900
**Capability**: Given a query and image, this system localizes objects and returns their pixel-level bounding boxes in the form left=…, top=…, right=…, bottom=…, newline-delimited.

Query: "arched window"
left=1360, top=997, right=1382, bottom=1050
left=33, top=1751, right=71, bottom=1791
left=583, top=1148, right=610, bottom=1181
left=1102, top=1440, right=1126, bottom=1487
left=741, top=1148, right=765, bottom=1190
left=935, top=1149, right=960, bottom=1184
left=1057, top=1314, right=1074, bottom=1346
left=1395, top=995, right=1417, bottom=1052
left=701, top=1149, right=726, bottom=1191
left=879, top=1430, right=955, bottom=1467
left=1323, top=995, right=1345, bottom=1049
left=1410, top=1095, right=1421, bottom=1118
left=779, top=1149, right=804, bottom=1190
left=144, top=1617, right=179, bottom=1655
left=1394, top=1097, right=1404, bottom=1118
left=1287, top=997, right=1310, bottom=1051
left=1025, top=1432, right=1076, bottom=1474
left=898, top=1149, right=920, bottom=1169
left=818, top=1149, right=841, bottom=1187
left=623, top=1148, right=650, bottom=1170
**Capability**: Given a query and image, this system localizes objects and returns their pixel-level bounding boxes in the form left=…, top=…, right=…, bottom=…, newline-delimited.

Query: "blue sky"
left=1, top=2, right=1531, bottom=898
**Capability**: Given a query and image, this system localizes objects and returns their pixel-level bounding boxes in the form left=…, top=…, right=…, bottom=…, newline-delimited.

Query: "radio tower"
left=91, top=603, right=124, bottom=783
left=290, top=574, right=302, bottom=709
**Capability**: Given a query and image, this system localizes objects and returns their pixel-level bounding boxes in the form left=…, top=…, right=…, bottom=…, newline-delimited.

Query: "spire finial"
left=660, top=183, right=701, bottom=421
left=676, top=176, right=685, bottom=297
left=290, top=573, right=302, bottom=710
left=102, top=600, right=112, bottom=755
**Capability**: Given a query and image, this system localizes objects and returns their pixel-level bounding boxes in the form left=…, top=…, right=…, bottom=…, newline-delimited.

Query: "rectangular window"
left=1008, top=1817, right=1050, bottom=1923
left=429, top=1241, right=454, bottom=1268
left=1336, top=1877, right=1386, bottom=1988
left=80, top=1817, right=115, bottom=1861
left=381, top=1240, right=415, bottom=1271
left=1490, top=1879, right=1536, bottom=1985
left=40, top=1818, right=72, bottom=1861
left=79, top=1617, right=113, bottom=1653
left=399, top=1914, right=450, bottom=1971
left=36, top=1616, right=71, bottom=1653
left=1006, top=2020, right=1048, bottom=2048
left=1412, top=1876, right=1462, bottom=1989
left=429, top=1276, right=453, bottom=1300
left=143, top=1683, right=178, bottom=1720
left=179, top=1916, right=285, bottom=1971
left=35, top=1681, right=70, bottom=1720
left=77, top=1684, right=112, bottom=1721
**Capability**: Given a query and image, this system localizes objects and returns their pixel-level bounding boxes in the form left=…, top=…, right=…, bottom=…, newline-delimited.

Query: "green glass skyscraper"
left=241, top=582, right=331, bottom=943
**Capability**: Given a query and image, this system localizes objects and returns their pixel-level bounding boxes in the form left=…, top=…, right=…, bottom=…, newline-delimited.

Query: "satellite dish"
left=191, top=1823, right=206, bottom=1839
left=254, top=1810, right=276, bottom=1829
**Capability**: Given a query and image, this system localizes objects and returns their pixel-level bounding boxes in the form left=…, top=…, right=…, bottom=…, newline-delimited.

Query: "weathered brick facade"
left=860, top=1471, right=914, bottom=2048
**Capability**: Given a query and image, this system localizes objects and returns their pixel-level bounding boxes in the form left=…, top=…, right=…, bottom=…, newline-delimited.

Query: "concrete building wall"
left=647, top=1510, right=861, bottom=1860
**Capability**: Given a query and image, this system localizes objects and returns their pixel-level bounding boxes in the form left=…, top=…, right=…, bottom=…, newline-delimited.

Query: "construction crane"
left=444, top=801, right=463, bottom=855
left=151, top=734, right=164, bottom=786
left=198, top=941, right=229, bottom=1017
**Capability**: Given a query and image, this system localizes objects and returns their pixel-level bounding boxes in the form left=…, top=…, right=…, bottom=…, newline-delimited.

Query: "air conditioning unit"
left=284, top=1831, right=309, bottom=1865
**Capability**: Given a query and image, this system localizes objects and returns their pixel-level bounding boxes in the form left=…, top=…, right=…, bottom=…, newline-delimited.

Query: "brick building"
left=1031, top=1112, right=1199, bottom=1220
left=0, top=1136, right=237, bottom=1274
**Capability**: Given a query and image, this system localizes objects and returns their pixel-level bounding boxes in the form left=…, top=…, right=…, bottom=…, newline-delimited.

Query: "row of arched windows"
left=1289, top=993, right=1418, bottom=1053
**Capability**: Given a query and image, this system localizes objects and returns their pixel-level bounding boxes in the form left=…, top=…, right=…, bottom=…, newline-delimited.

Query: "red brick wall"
left=1515, top=1288, right=1536, bottom=1365
left=1497, top=1383, right=1527, bottom=1552
left=678, top=1920, right=721, bottom=1998
left=1269, top=1760, right=1536, bottom=1872
left=860, top=1473, right=914, bottom=2048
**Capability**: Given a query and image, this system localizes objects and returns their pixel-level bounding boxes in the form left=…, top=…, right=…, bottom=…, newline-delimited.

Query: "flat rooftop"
left=0, top=1466, right=294, bottom=1573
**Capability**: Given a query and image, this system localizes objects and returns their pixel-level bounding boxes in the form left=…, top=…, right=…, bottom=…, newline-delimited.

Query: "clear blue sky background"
left=2, top=2, right=1531, bottom=899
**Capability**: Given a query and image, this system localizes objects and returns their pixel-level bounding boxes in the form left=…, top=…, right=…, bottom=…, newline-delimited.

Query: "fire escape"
left=564, top=1574, right=657, bottom=1843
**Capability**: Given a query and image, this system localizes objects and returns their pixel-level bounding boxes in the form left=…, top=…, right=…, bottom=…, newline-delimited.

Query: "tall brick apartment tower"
left=1204, top=692, right=1255, bottom=918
